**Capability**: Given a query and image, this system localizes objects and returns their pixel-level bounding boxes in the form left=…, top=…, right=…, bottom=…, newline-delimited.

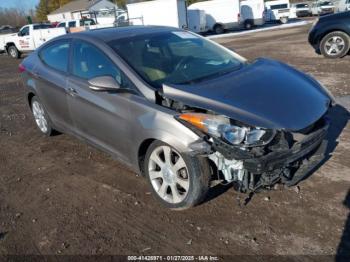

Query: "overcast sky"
left=0, top=0, right=39, bottom=10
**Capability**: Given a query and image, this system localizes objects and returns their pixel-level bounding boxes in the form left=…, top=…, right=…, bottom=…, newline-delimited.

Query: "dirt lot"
left=0, top=24, right=349, bottom=259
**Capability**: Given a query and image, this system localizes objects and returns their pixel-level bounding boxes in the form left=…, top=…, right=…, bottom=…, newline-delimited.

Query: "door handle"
left=67, top=87, right=77, bottom=96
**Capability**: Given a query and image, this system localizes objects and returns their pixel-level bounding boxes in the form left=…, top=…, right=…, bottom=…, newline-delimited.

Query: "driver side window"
left=20, top=27, right=29, bottom=36
left=72, top=41, right=135, bottom=89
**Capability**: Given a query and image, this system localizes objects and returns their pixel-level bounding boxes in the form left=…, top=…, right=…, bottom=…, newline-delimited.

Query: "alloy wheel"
left=148, top=145, right=189, bottom=204
left=32, top=101, right=48, bottom=133
left=325, top=36, right=345, bottom=56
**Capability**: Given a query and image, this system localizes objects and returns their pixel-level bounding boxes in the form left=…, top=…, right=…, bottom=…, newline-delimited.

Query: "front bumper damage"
left=193, top=115, right=330, bottom=192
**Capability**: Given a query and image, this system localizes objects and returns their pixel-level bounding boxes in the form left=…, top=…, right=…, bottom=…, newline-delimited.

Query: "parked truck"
left=126, top=0, right=188, bottom=29
left=187, top=9, right=207, bottom=33
left=0, top=24, right=66, bottom=58
left=240, top=0, right=265, bottom=29
left=188, top=0, right=241, bottom=34
left=265, top=0, right=292, bottom=24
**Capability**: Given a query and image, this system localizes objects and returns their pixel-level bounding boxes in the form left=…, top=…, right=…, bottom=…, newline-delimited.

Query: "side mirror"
left=88, top=76, right=120, bottom=91
left=18, top=32, right=22, bottom=36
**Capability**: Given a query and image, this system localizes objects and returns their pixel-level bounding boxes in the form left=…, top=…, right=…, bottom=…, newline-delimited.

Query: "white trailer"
left=188, top=0, right=241, bottom=34
left=265, top=0, right=291, bottom=24
left=187, top=9, right=207, bottom=33
left=0, top=24, right=66, bottom=58
left=127, top=0, right=187, bottom=29
left=240, top=0, right=265, bottom=29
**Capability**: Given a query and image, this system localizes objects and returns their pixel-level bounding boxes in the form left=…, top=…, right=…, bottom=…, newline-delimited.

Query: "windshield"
left=320, top=1, right=332, bottom=6
left=109, top=31, right=244, bottom=88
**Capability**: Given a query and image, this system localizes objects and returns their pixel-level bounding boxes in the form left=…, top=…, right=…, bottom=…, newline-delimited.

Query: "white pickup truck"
left=0, top=24, right=66, bottom=59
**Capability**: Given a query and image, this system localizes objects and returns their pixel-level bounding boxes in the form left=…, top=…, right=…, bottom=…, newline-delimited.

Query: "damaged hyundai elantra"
left=20, top=26, right=333, bottom=209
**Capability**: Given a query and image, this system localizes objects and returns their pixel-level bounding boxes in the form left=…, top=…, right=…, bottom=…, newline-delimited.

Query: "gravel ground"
left=0, top=23, right=349, bottom=260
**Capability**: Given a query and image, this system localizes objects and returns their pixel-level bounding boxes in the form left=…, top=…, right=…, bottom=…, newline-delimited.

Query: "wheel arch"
left=5, top=42, right=17, bottom=52
left=27, top=92, right=36, bottom=109
left=137, top=138, right=156, bottom=176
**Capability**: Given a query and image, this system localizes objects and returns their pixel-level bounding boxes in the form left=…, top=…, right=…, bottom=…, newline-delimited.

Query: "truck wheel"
left=280, top=17, right=288, bottom=24
left=320, top=31, right=350, bottom=59
left=144, top=141, right=210, bottom=210
left=213, top=24, right=224, bottom=35
left=8, top=45, right=21, bottom=59
left=244, top=21, right=253, bottom=30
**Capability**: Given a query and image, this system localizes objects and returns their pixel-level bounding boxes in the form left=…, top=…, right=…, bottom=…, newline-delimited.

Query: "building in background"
left=47, top=0, right=118, bottom=22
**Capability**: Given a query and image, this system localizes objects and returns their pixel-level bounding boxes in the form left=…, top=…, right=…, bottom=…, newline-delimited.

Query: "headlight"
left=177, top=113, right=275, bottom=147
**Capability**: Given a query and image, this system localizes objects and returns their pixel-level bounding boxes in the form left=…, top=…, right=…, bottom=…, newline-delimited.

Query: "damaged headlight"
left=177, top=113, right=275, bottom=147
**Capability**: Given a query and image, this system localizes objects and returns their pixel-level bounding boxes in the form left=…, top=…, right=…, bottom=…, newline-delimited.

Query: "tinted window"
left=68, top=21, right=76, bottom=28
left=58, top=23, right=66, bottom=28
left=296, top=4, right=308, bottom=8
left=72, top=41, right=134, bottom=89
left=80, top=19, right=96, bottom=26
left=20, top=26, right=29, bottom=36
left=40, top=41, right=70, bottom=72
left=270, top=4, right=288, bottom=9
left=33, top=24, right=52, bottom=30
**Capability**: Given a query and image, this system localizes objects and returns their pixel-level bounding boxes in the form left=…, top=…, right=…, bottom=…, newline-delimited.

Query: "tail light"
left=18, top=63, right=26, bottom=73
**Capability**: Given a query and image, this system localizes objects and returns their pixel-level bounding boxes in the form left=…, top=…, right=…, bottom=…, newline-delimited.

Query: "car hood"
left=162, top=58, right=331, bottom=131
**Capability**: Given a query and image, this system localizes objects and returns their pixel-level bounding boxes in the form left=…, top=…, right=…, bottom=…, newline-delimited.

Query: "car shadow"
left=296, top=104, right=349, bottom=184
left=336, top=189, right=350, bottom=262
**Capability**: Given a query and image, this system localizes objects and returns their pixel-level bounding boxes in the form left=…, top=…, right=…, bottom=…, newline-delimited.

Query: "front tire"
left=8, top=45, right=21, bottom=59
left=320, top=31, right=350, bottom=59
left=144, top=141, right=210, bottom=210
left=31, top=97, right=54, bottom=136
left=213, top=24, right=224, bottom=35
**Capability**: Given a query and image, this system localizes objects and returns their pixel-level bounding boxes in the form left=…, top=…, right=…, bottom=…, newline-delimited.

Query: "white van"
left=265, top=0, right=291, bottom=24
left=127, top=0, right=187, bottom=29
left=187, top=9, right=207, bottom=33
left=240, top=0, right=265, bottom=29
left=336, top=0, right=350, bottom=12
left=310, top=1, right=335, bottom=15
left=188, top=0, right=241, bottom=34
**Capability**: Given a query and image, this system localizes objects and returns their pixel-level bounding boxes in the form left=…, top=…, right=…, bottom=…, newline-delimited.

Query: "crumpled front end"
left=203, top=114, right=329, bottom=192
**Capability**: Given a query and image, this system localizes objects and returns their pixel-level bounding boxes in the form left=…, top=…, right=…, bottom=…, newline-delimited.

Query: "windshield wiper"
left=178, top=64, right=243, bottom=85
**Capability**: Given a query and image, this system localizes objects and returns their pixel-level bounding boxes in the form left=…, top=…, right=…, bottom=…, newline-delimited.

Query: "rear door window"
left=39, top=41, right=70, bottom=73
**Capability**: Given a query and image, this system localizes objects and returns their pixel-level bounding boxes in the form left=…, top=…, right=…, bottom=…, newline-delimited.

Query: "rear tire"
left=8, top=45, right=21, bottom=59
left=213, top=24, right=224, bottom=35
left=244, top=20, right=253, bottom=30
left=320, top=31, right=350, bottom=59
left=144, top=141, right=210, bottom=210
left=30, top=96, right=54, bottom=136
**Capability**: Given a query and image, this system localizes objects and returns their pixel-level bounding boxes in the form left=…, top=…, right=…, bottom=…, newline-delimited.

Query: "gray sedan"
left=20, top=26, right=333, bottom=209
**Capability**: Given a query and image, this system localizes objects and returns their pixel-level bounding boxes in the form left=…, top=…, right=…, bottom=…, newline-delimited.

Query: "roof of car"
left=70, top=25, right=179, bottom=42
